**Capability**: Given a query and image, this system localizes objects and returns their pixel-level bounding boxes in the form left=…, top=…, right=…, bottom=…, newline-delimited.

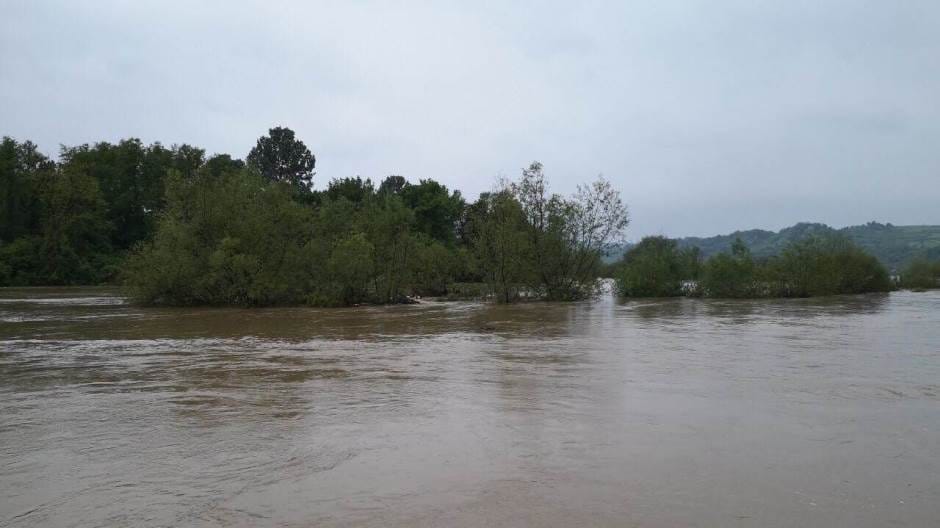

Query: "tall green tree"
left=470, top=191, right=532, bottom=303
left=0, top=137, right=50, bottom=242
left=33, top=164, right=114, bottom=284
left=512, top=162, right=629, bottom=300
left=411, top=237, right=458, bottom=295
left=361, top=195, right=416, bottom=303
left=246, top=126, right=315, bottom=192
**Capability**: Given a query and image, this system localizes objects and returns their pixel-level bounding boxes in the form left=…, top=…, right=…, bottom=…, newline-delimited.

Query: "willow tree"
left=512, top=162, right=629, bottom=300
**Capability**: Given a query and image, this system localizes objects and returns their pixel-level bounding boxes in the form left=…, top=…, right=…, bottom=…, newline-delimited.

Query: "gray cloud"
left=2, top=0, right=938, bottom=238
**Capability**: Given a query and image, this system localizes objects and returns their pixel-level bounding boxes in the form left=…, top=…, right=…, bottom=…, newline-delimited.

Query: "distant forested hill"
left=605, top=222, right=940, bottom=270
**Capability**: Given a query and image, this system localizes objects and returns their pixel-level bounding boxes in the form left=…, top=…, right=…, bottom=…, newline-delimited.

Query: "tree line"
left=1, top=128, right=628, bottom=305
left=3, top=127, right=935, bottom=304
left=610, top=234, right=939, bottom=298
left=651, top=221, right=940, bottom=272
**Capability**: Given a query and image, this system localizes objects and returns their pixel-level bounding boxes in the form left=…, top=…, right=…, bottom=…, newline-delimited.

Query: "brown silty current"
left=1, top=287, right=939, bottom=527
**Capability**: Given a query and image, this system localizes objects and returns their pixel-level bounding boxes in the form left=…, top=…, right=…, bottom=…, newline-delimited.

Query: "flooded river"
left=1, top=288, right=938, bottom=527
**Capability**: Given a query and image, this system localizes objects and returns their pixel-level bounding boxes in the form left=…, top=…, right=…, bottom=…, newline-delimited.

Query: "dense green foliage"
left=899, top=258, right=940, bottom=290
left=605, top=222, right=940, bottom=271
left=123, top=159, right=626, bottom=306
left=246, top=126, right=316, bottom=192
left=1, top=137, right=117, bottom=285
left=122, top=170, right=316, bottom=305
left=466, top=191, right=532, bottom=303
left=0, top=136, right=222, bottom=285
left=2, top=127, right=915, bottom=304
left=615, top=236, right=700, bottom=297
left=698, top=238, right=762, bottom=298
left=1, top=130, right=628, bottom=305
left=503, top=162, right=629, bottom=301
left=122, top=168, right=477, bottom=306
left=762, top=236, right=893, bottom=297
left=614, top=235, right=892, bottom=299
left=458, top=165, right=632, bottom=303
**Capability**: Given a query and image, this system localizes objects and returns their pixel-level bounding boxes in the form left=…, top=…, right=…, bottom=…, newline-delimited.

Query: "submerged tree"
left=465, top=162, right=629, bottom=302
left=411, top=238, right=458, bottom=296
left=512, top=162, right=629, bottom=300
left=360, top=194, right=418, bottom=303
left=123, top=169, right=316, bottom=305
left=327, top=233, right=375, bottom=305
left=900, top=257, right=940, bottom=290
left=4, top=131, right=640, bottom=305
left=470, top=190, right=532, bottom=303
left=695, top=236, right=891, bottom=299
left=616, top=236, right=698, bottom=297
left=766, top=236, right=892, bottom=296
left=699, top=237, right=758, bottom=298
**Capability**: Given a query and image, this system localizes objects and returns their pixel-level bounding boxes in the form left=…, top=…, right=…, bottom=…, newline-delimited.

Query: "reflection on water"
left=622, top=293, right=891, bottom=322
left=1, top=288, right=939, bottom=527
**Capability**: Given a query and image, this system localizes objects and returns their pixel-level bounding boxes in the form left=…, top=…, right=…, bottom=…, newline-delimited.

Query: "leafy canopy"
left=246, top=126, right=316, bottom=192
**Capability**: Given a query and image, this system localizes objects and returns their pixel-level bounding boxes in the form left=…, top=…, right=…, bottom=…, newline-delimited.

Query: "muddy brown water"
left=1, top=287, right=938, bottom=527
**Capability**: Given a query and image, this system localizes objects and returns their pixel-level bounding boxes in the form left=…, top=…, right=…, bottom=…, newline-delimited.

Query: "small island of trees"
left=612, top=235, right=899, bottom=298
left=1, top=128, right=627, bottom=305
left=2, top=127, right=938, bottom=305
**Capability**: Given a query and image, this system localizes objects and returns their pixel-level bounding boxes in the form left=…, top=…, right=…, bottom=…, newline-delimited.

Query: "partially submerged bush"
left=617, top=236, right=892, bottom=299
left=616, top=236, right=700, bottom=297
left=123, top=170, right=316, bottom=305
left=764, top=236, right=892, bottom=296
left=123, top=159, right=628, bottom=306
left=900, top=258, right=940, bottom=290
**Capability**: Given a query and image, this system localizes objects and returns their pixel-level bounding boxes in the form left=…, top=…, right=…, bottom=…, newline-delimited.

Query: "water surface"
left=1, top=288, right=938, bottom=527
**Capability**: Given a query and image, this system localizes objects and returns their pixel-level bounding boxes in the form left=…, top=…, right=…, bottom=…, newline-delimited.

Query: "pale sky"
left=2, top=1, right=939, bottom=238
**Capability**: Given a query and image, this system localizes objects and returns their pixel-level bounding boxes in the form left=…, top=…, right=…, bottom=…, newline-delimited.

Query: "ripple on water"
left=1, top=288, right=939, bottom=527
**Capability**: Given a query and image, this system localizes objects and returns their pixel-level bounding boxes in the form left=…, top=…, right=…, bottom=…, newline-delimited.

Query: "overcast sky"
left=2, top=1, right=939, bottom=238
